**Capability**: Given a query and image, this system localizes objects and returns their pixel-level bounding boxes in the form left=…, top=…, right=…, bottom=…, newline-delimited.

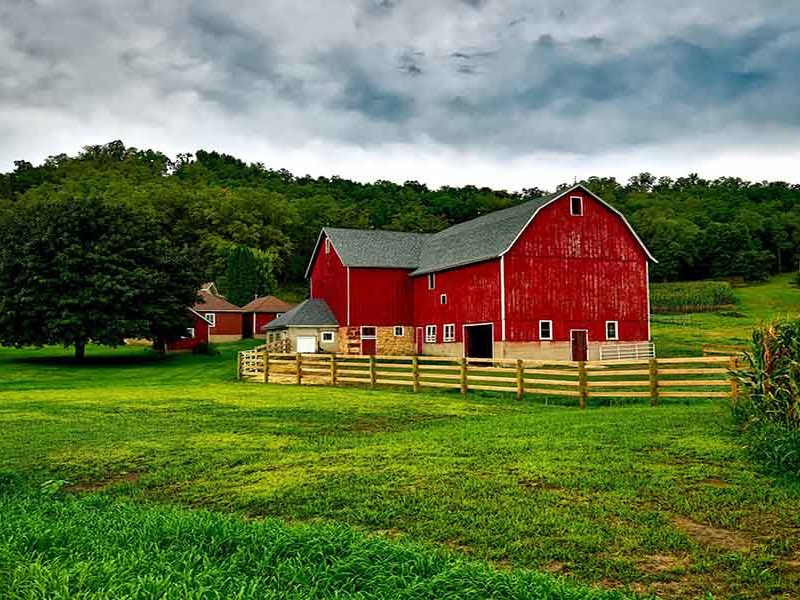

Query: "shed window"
left=393, top=326, right=404, bottom=337
left=606, top=321, right=619, bottom=341
left=428, top=273, right=436, bottom=290
left=443, top=323, right=455, bottom=342
left=185, top=327, right=195, bottom=339
left=539, top=320, right=553, bottom=341
left=440, top=293, right=447, bottom=305
left=324, top=238, right=331, bottom=254
left=361, top=326, right=377, bottom=339
left=205, top=313, right=216, bottom=327
left=321, top=331, right=335, bottom=343
left=425, top=325, right=437, bottom=343
left=570, top=196, right=583, bottom=216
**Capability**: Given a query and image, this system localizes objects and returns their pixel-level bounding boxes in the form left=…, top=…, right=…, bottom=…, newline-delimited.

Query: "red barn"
left=242, top=295, right=295, bottom=337
left=298, top=185, right=655, bottom=361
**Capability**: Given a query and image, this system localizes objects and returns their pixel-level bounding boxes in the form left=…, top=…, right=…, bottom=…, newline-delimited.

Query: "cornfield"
left=650, top=281, right=736, bottom=313
left=733, top=320, right=800, bottom=477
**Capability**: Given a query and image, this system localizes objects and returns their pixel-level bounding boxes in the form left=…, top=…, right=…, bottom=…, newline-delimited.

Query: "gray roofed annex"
left=262, top=299, right=338, bottom=331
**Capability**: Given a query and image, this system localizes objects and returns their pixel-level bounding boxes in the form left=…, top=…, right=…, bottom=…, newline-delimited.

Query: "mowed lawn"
left=1, top=344, right=800, bottom=599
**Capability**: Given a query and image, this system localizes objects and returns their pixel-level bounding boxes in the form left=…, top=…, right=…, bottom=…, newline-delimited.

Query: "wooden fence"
left=238, top=348, right=738, bottom=406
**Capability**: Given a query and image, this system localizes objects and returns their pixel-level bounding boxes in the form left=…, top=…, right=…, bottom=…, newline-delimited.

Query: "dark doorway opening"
left=242, top=314, right=253, bottom=339
left=571, top=330, right=588, bottom=361
left=465, top=324, right=493, bottom=359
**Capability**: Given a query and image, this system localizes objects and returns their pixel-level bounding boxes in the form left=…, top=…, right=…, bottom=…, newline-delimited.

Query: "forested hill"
left=1, top=141, right=798, bottom=291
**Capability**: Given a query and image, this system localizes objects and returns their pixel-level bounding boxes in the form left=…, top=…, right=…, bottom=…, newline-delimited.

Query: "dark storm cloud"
left=0, top=0, right=799, bottom=169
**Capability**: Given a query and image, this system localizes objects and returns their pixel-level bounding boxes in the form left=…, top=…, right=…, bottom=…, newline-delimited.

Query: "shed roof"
left=242, top=295, right=295, bottom=313
left=193, top=289, right=242, bottom=312
left=262, top=299, right=338, bottom=331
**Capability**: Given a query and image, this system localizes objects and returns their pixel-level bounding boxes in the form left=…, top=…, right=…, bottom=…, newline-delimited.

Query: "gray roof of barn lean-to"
left=304, top=185, right=656, bottom=278
left=261, top=299, right=338, bottom=331
left=321, top=227, right=431, bottom=269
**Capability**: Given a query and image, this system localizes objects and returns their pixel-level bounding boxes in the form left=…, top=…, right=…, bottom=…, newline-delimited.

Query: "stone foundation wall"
left=377, top=326, right=414, bottom=355
left=210, top=333, right=242, bottom=343
left=336, top=326, right=414, bottom=354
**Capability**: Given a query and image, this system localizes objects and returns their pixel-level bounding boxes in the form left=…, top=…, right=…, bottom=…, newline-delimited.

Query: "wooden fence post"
left=728, top=356, right=740, bottom=402
left=296, top=353, right=302, bottom=385
left=369, top=355, right=377, bottom=388
left=578, top=361, right=587, bottom=409
left=648, top=358, right=659, bottom=406
left=236, top=351, right=242, bottom=380
left=330, top=353, right=337, bottom=386
left=516, top=359, right=524, bottom=401
left=412, top=355, right=420, bottom=393
left=459, top=357, right=467, bottom=395
left=263, top=349, right=269, bottom=384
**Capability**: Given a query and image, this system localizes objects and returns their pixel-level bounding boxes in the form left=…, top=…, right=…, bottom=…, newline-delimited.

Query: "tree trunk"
left=74, top=340, right=86, bottom=361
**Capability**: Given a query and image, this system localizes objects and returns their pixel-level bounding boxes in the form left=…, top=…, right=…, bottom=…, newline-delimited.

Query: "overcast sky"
left=1, top=0, right=799, bottom=190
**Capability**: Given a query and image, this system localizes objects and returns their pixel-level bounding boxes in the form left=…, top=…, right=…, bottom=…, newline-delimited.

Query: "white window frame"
left=440, top=293, right=447, bottom=305
left=425, top=325, right=437, bottom=343
left=539, top=320, right=553, bottom=341
left=443, top=323, right=455, bottom=342
left=321, top=331, right=335, bottom=343
left=427, top=273, right=436, bottom=290
left=205, top=313, right=216, bottom=328
left=324, top=238, right=331, bottom=254
left=186, top=327, right=195, bottom=339
left=605, top=320, right=619, bottom=341
left=360, top=326, right=377, bottom=339
left=570, top=195, right=583, bottom=216
left=393, top=326, right=404, bottom=337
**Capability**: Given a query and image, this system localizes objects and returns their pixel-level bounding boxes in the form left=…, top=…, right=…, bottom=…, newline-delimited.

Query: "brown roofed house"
left=242, top=295, right=295, bottom=338
left=194, top=286, right=244, bottom=342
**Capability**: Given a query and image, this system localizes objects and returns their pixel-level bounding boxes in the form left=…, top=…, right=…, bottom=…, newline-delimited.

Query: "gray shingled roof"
left=261, top=299, right=338, bottom=331
left=323, top=227, right=430, bottom=269
left=305, top=186, right=655, bottom=277
left=411, top=192, right=560, bottom=276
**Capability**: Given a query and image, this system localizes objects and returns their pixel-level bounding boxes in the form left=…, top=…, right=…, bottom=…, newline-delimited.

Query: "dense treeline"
left=1, top=141, right=799, bottom=293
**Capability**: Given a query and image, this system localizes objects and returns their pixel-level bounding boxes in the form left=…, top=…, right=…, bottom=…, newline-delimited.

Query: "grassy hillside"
left=2, top=346, right=800, bottom=599
left=652, top=273, right=800, bottom=356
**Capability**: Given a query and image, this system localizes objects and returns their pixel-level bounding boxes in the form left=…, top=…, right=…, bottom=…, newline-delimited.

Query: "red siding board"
left=206, top=312, right=242, bottom=336
left=412, top=259, right=501, bottom=342
left=310, top=234, right=348, bottom=325
left=504, top=190, right=649, bottom=342
left=167, top=311, right=210, bottom=351
left=349, top=268, right=413, bottom=326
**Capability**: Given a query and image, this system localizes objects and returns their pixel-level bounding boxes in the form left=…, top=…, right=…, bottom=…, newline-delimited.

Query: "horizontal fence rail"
left=238, top=346, right=740, bottom=407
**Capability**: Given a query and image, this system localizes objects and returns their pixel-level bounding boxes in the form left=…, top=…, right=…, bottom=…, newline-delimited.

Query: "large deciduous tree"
left=0, top=194, right=198, bottom=359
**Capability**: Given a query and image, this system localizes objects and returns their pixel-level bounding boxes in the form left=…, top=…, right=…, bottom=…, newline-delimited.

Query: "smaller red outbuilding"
left=193, top=283, right=244, bottom=343
left=242, top=295, right=295, bottom=337
left=166, top=308, right=212, bottom=352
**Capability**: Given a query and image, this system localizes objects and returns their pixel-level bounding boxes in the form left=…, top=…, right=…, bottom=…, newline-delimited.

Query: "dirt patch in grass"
left=700, top=477, right=730, bottom=488
left=517, top=476, right=562, bottom=491
left=672, top=515, right=754, bottom=552
left=638, top=553, right=690, bottom=573
left=65, top=472, right=138, bottom=493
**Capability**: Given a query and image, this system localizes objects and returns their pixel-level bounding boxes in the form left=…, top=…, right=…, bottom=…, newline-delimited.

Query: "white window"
left=205, top=313, right=216, bottom=327
left=606, top=321, right=619, bottom=341
left=539, top=320, right=553, bottom=341
left=321, top=331, right=335, bottom=343
left=361, top=326, right=377, bottom=339
left=428, top=273, right=436, bottom=290
left=425, top=325, right=437, bottom=343
left=570, top=196, right=583, bottom=216
left=443, top=323, right=455, bottom=342
left=186, top=327, right=195, bottom=339
left=393, top=326, right=404, bottom=337
left=440, top=293, right=447, bottom=305
left=324, top=238, right=331, bottom=254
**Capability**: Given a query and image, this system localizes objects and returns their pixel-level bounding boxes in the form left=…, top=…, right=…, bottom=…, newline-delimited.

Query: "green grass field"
left=1, top=275, right=800, bottom=598
left=652, top=274, right=800, bottom=356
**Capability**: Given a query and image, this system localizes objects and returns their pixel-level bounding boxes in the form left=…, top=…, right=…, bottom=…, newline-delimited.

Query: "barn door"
left=360, top=326, right=377, bottom=355
left=570, top=330, right=588, bottom=362
left=415, top=327, right=423, bottom=354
